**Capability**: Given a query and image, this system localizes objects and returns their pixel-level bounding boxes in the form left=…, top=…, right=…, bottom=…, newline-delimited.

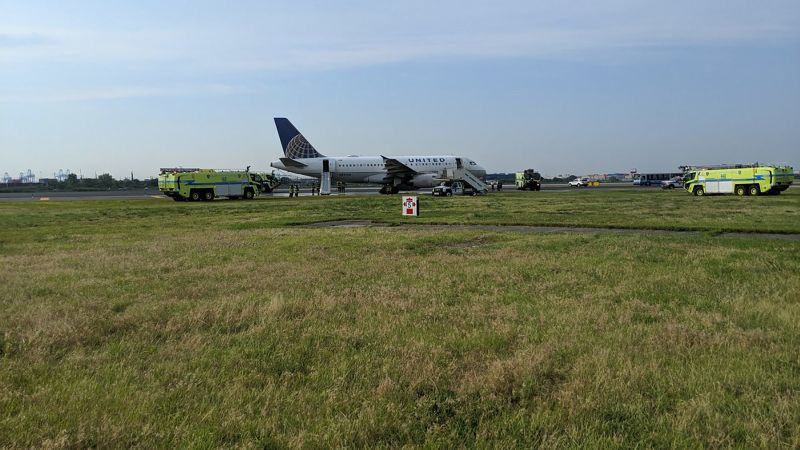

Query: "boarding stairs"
left=440, top=167, right=490, bottom=194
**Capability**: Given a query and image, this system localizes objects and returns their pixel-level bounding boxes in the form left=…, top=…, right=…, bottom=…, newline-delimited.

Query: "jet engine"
left=410, top=173, right=439, bottom=188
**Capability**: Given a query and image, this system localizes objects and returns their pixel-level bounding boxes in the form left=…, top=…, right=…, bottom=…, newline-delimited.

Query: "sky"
left=1, top=0, right=799, bottom=179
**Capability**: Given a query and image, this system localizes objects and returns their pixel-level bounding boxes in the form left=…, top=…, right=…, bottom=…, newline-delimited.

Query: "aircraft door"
left=456, top=158, right=463, bottom=169
left=320, top=159, right=331, bottom=195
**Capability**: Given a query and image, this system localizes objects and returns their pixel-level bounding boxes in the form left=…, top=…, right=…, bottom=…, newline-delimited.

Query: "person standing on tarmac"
left=497, top=181, right=503, bottom=191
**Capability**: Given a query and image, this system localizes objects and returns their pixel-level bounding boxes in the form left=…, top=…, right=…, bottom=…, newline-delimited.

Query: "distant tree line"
left=487, top=173, right=581, bottom=183
left=488, top=173, right=630, bottom=183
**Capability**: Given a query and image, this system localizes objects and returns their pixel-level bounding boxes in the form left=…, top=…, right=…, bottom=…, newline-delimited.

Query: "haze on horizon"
left=1, top=0, right=799, bottom=179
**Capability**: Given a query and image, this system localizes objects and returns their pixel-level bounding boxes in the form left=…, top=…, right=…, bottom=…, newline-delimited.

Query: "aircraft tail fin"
left=274, top=118, right=325, bottom=159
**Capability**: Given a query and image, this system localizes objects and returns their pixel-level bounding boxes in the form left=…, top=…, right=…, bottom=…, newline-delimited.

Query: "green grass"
left=1, top=189, right=799, bottom=236
left=1, top=191, right=799, bottom=447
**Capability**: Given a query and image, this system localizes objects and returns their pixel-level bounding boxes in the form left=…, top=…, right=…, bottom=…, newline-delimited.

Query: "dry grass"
left=1, top=197, right=799, bottom=447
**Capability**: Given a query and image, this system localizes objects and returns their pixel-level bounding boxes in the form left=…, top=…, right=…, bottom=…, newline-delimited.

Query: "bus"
left=632, top=172, right=684, bottom=186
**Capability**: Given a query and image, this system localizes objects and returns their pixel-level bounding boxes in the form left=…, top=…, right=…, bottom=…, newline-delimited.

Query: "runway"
left=2, top=182, right=789, bottom=201
left=0, top=188, right=159, bottom=201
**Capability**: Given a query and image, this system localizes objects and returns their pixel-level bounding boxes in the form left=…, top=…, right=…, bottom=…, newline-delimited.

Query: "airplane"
left=269, top=118, right=487, bottom=194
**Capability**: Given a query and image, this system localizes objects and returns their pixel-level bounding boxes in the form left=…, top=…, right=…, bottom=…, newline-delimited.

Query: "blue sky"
left=1, top=0, right=799, bottom=178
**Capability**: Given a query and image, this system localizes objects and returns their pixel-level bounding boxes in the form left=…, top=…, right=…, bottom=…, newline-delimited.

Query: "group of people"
left=490, top=181, right=503, bottom=191
left=286, top=181, right=344, bottom=196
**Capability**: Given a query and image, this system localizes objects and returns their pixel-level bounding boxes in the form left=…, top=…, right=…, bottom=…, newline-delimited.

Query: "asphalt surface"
left=0, top=183, right=653, bottom=201
left=0, top=189, right=160, bottom=201
left=0, top=183, right=794, bottom=201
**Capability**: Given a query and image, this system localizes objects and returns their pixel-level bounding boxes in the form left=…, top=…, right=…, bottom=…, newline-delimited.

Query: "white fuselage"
left=270, top=155, right=486, bottom=188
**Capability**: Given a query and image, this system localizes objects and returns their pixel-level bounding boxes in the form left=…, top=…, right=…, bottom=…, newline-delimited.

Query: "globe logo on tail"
left=286, top=134, right=320, bottom=159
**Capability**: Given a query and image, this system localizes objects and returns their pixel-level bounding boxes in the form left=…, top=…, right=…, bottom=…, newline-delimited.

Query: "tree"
left=98, top=173, right=114, bottom=188
left=66, top=173, right=78, bottom=185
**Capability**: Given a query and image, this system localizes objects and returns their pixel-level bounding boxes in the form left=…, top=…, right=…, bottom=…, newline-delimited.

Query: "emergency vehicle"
left=158, top=168, right=280, bottom=201
left=515, top=169, right=542, bottom=191
left=683, top=165, right=793, bottom=196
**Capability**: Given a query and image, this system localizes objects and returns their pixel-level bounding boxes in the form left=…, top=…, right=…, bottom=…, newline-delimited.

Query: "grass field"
left=1, top=190, right=799, bottom=447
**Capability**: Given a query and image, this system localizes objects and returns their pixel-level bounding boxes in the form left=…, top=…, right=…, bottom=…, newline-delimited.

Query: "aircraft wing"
left=381, top=156, right=416, bottom=177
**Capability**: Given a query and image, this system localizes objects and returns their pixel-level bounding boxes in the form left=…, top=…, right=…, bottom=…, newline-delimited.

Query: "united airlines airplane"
left=269, top=118, right=487, bottom=194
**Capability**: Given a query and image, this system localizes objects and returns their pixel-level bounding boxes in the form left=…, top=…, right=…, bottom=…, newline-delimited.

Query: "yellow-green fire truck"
left=515, top=169, right=542, bottom=191
left=683, top=164, right=794, bottom=196
left=158, top=168, right=280, bottom=201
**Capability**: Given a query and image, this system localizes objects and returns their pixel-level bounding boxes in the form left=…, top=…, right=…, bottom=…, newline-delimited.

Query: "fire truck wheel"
left=735, top=185, right=746, bottom=196
left=748, top=185, right=760, bottom=196
left=244, top=189, right=255, bottom=199
left=190, top=191, right=201, bottom=201
left=203, top=190, right=214, bottom=201
left=694, top=186, right=704, bottom=196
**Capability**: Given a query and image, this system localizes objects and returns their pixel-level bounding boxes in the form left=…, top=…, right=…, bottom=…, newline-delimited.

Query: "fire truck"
left=682, top=164, right=794, bottom=196
left=515, top=169, right=542, bottom=191
left=158, top=168, right=280, bottom=201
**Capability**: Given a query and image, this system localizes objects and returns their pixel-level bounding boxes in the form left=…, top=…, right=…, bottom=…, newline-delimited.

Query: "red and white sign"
left=402, top=196, right=418, bottom=216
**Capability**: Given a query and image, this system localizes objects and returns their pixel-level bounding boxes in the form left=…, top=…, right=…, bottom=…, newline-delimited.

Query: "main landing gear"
left=380, top=184, right=399, bottom=194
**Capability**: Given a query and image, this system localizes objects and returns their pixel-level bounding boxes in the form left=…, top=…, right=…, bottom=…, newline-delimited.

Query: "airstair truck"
left=436, top=164, right=490, bottom=194
left=158, top=168, right=280, bottom=201
left=683, top=165, right=794, bottom=196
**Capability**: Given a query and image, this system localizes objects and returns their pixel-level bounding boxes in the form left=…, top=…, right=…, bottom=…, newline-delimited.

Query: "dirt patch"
left=305, top=220, right=800, bottom=240
left=306, top=220, right=387, bottom=228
